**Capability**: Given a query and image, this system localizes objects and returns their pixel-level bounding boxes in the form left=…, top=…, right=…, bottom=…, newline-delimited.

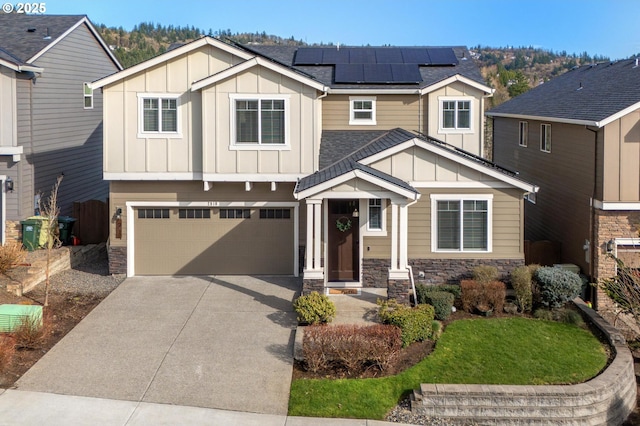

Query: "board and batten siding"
left=108, top=181, right=303, bottom=250
left=602, top=110, right=640, bottom=202
left=322, top=94, right=421, bottom=131
left=103, top=45, right=247, bottom=175
left=426, top=81, right=486, bottom=156
left=200, top=65, right=320, bottom=176
left=0, top=67, right=16, bottom=148
left=492, top=117, right=594, bottom=273
left=27, top=22, right=119, bottom=215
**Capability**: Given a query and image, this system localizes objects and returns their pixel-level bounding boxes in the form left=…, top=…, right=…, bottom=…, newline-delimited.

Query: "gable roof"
left=487, top=59, right=640, bottom=127
left=0, top=14, right=121, bottom=71
left=295, top=128, right=538, bottom=198
left=247, top=45, right=491, bottom=93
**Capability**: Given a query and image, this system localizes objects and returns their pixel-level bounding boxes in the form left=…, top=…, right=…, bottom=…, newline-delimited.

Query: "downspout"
left=404, top=197, right=420, bottom=306
left=586, top=125, right=599, bottom=308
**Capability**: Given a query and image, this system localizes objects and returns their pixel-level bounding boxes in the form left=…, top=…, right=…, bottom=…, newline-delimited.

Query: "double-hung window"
left=540, top=123, right=551, bottom=153
left=368, top=199, right=382, bottom=231
left=519, top=121, right=528, bottom=147
left=349, top=96, right=376, bottom=125
left=83, top=83, right=93, bottom=109
left=231, top=95, right=289, bottom=148
left=138, top=94, right=180, bottom=137
left=431, top=194, right=492, bottom=252
left=440, top=97, right=472, bottom=132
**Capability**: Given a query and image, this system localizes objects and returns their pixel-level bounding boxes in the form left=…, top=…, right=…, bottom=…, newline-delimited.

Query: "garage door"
left=134, top=206, right=294, bottom=275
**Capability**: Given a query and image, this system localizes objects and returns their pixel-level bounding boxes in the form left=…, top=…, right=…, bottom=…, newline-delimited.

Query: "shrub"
left=423, top=291, right=454, bottom=320
left=533, top=308, right=554, bottom=321
left=534, top=267, right=582, bottom=309
left=484, top=281, right=506, bottom=313
left=473, top=265, right=499, bottom=284
left=511, top=266, right=533, bottom=313
left=293, top=291, right=336, bottom=324
left=0, top=241, right=27, bottom=274
left=461, top=280, right=482, bottom=313
left=431, top=321, right=442, bottom=341
left=0, top=335, right=15, bottom=371
left=415, top=284, right=461, bottom=304
left=461, top=280, right=506, bottom=314
left=378, top=299, right=434, bottom=346
left=533, top=307, right=584, bottom=326
left=13, top=313, right=45, bottom=350
left=302, top=324, right=402, bottom=373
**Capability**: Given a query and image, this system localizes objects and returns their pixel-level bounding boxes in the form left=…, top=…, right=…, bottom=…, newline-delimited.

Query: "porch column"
left=399, top=202, right=408, bottom=268
left=389, top=200, right=409, bottom=281
left=304, top=199, right=323, bottom=280
left=305, top=201, right=313, bottom=271
left=313, top=201, right=322, bottom=271
left=391, top=202, right=398, bottom=270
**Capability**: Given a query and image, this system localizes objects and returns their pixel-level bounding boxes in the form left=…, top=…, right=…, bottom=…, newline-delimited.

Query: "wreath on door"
left=336, top=216, right=352, bottom=232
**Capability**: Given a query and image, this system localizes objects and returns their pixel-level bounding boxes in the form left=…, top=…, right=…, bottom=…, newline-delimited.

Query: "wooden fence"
left=524, top=240, right=561, bottom=266
left=72, top=199, right=109, bottom=244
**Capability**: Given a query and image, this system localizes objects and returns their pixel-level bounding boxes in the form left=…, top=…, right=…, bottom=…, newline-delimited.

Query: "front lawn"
left=288, top=317, right=608, bottom=420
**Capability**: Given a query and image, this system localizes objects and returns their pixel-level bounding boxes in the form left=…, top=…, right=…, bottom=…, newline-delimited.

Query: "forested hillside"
left=95, top=22, right=616, bottom=107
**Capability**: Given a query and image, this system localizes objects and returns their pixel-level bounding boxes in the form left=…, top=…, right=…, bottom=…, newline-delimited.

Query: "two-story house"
left=0, top=14, right=121, bottom=244
left=91, top=37, right=537, bottom=300
left=488, top=59, right=640, bottom=306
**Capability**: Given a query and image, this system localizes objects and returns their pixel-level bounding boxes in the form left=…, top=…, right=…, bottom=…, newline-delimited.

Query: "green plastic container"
left=21, top=218, right=44, bottom=251
left=0, top=304, right=43, bottom=332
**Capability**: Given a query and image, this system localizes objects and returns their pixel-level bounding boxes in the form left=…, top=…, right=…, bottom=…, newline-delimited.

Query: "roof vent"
left=27, top=28, right=36, bottom=33
left=577, top=82, right=583, bottom=91
left=634, top=58, right=639, bottom=69
left=43, top=27, right=51, bottom=40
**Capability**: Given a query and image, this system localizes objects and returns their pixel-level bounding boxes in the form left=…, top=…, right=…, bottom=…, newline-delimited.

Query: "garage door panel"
left=135, top=207, right=294, bottom=275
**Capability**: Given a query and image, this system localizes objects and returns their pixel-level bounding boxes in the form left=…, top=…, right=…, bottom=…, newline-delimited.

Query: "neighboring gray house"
left=0, top=14, right=121, bottom=243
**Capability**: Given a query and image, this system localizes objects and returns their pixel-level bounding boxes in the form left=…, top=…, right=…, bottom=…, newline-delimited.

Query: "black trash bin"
left=57, top=216, right=77, bottom=245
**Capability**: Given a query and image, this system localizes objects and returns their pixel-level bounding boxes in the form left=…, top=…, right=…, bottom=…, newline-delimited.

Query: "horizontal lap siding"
left=322, top=94, right=420, bottom=130
left=30, top=23, right=118, bottom=215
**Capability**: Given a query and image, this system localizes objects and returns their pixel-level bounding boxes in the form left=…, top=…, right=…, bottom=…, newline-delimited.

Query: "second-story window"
left=138, top=94, right=180, bottom=137
left=519, top=121, right=528, bottom=147
left=349, top=96, right=376, bottom=125
left=83, top=83, right=93, bottom=109
left=439, top=98, right=472, bottom=132
left=540, top=123, right=551, bottom=153
left=230, top=95, right=289, bottom=148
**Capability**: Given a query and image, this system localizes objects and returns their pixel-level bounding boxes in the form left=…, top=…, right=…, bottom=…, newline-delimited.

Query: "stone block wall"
left=387, top=279, right=411, bottom=304
left=411, top=299, right=637, bottom=425
left=5, top=220, right=21, bottom=242
left=302, top=279, right=324, bottom=295
left=108, top=245, right=127, bottom=275
left=362, top=258, right=390, bottom=287
left=410, top=258, right=525, bottom=284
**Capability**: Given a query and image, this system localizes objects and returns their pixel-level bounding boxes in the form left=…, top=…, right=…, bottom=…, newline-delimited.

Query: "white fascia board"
left=192, top=56, right=327, bottom=92
left=598, top=102, right=640, bottom=127
left=92, top=37, right=253, bottom=89
left=104, top=172, right=203, bottom=180
left=593, top=200, right=640, bottom=210
left=358, top=137, right=537, bottom=193
left=420, top=74, right=494, bottom=95
left=0, top=59, right=43, bottom=73
left=202, top=173, right=304, bottom=182
left=127, top=200, right=299, bottom=208
left=410, top=181, right=514, bottom=189
left=486, top=112, right=598, bottom=127
left=295, top=170, right=418, bottom=200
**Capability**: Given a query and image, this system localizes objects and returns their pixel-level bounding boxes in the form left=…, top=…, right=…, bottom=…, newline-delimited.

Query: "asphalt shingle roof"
left=487, top=59, right=640, bottom=124
left=0, top=14, right=84, bottom=65
left=247, top=45, right=484, bottom=90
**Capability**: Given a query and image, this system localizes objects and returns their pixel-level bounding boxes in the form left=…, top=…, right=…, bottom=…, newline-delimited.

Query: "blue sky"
left=38, top=0, right=640, bottom=59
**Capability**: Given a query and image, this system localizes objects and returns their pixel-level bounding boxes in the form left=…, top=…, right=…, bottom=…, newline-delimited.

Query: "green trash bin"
left=21, top=218, right=43, bottom=251
left=57, top=216, right=77, bottom=245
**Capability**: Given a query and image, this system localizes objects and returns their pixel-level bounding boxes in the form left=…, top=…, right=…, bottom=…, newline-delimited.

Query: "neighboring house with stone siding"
left=488, top=58, right=640, bottom=307
left=91, top=37, right=537, bottom=301
left=0, top=14, right=121, bottom=244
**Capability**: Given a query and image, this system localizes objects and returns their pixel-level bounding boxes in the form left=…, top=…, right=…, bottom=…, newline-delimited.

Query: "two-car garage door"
left=134, top=206, right=294, bottom=275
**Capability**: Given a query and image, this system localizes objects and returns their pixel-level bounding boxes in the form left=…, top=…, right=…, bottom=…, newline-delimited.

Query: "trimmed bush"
left=461, top=280, right=481, bottom=312
left=431, top=321, right=442, bottom=341
left=293, top=291, right=336, bottom=324
left=511, top=265, right=533, bottom=313
left=484, top=281, right=506, bottom=313
left=302, top=324, right=402, bottom=373
left=533, top=307, right=584, bottom=326
left=423, top=291, right=454, bottom=320
left=415, top=284, right=461, bottom=304
left=378, top=299, right=434, bottom=346
left=461, top=279, right=506, bottom=314
left=473, top=265, right=499, bottom=284
left=534, top=267, right=582, bottom=309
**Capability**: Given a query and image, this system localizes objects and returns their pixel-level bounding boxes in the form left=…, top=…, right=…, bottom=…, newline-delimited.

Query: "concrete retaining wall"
left=411, top=299, right=637, bottom=425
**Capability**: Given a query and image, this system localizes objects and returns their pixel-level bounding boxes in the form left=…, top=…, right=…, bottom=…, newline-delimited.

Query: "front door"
left=328, top=200, right=359, bottom=282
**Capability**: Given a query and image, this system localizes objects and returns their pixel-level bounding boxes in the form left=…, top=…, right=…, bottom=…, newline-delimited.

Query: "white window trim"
left=540, top=123, right=551, bottom=153
left=229, top=94, right=291, bottom=151
left=438, top=96, right=474, bottom=134
left=137, top=93, right=182, bottom=139
left=361, top=198, right=387, bottom=236
left=83, top=82, right=93, bottom=110
left=349, top=96, right=377, bottom=125
left=430, top=194, right=493, bottom=253
left=518, top=121, right=528, bottom=147
left=525, top=192, right=537, bottom=204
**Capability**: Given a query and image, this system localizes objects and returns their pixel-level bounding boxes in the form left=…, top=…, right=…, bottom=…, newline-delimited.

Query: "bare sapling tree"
left=600, top=255, right=640, bottom=330
left=38, top=175, right=63, bottom=307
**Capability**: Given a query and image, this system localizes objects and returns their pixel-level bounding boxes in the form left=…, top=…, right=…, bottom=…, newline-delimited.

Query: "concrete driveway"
left=15, top=275, right=300, bottom=415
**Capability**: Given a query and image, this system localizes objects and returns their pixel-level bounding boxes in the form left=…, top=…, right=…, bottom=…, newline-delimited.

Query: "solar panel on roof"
left=375, top=48, right=403, bottom=64
left=335, top=64, right=364, bottom=83
left=322, top=48, right=350, bottom=64
left=426, top=48, right=458, bottom=65
left=349, top=48, right=377, bottom=64
left=294, top=48, right=324, bottom=65
left=400, top=48, right=431, bottom=65
left=363, top=64, right=393, bottom=82
left=391, top=64, right=423, bottom=83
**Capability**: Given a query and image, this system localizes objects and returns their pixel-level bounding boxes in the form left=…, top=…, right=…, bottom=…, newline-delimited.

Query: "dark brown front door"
left=328, top=200, right=359, bottom=281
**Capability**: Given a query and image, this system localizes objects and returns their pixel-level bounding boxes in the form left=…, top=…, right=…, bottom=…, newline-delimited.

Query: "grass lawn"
left=288, top=317, right=608, bottom=420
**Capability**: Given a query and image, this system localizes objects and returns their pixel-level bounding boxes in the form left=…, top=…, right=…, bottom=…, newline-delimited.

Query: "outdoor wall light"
left=115, top=207, right=122, bottom=220
left=606, top=239, right=615, bottom=253
left=5, top=177, right=13, bottom=192
left=352, top=208, right=359, bottom=218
